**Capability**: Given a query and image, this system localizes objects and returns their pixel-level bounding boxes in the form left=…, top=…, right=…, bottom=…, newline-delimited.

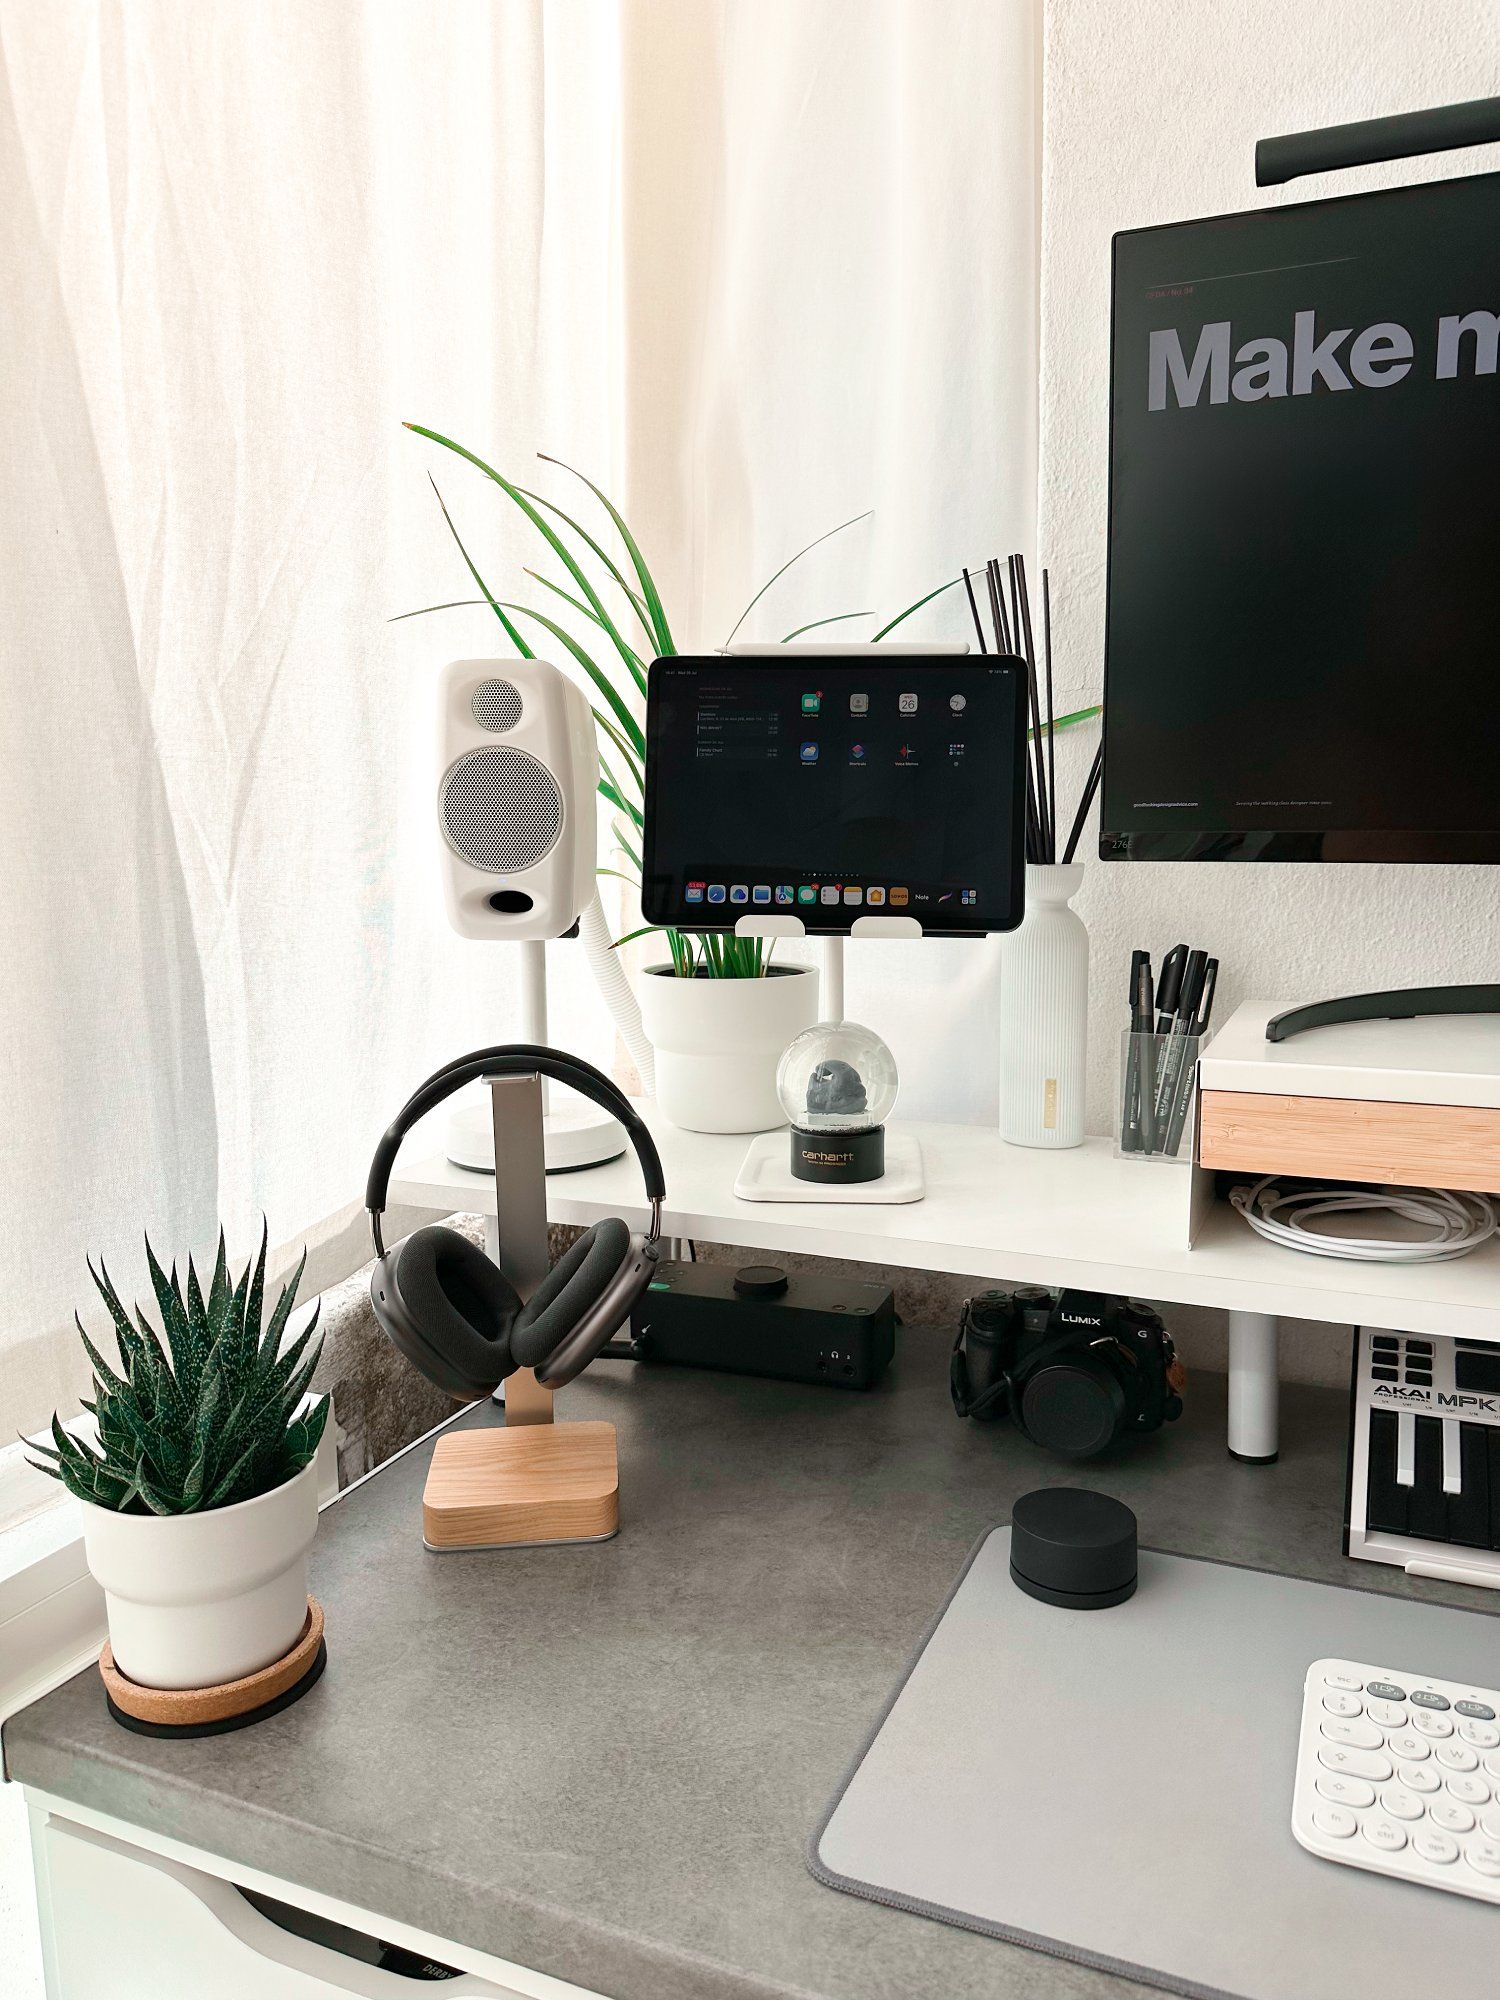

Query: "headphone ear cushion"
left=510, top=1217, right=632, bottom=1370
left=388, top=1225, right=522, bottom=1396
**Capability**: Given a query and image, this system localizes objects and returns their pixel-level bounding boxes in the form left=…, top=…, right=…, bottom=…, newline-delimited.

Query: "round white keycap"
left=1484, top=1752, right=1500, bottom=1782
left=1458, top=1719, right=1500, bottom=1750
left=1414, top=1711, right=1453, bottom=1738
left=1480, top=1809, right=1500, bottom=1841
left=1446, top=1773, right=1489, bottom=1805
left=1317, top=1772, right=1376, bottom=1809
left=1413, top=1828, right=1459, bottom=1866
left=1399, top=1763, right=1441, bottom=1793
left=1322, top=1691, right=1363, bottom=1719
left=1433, top=1799, right=1476, bottom=1834
left=1379, top=1787, right=1426, bottom=1821
left=1362, top=1818, right=1407, bottom=1852
left=1320, top=1717, right=1382, bottom=1751
left=1388, top=1732, right=1429, bottom=1762
left=1318, top=1745, right=1392, bottom=1783
left=1312, top=1805, right=1357, bottom=1839
left=1323, top=1671, right=1363, bottom=1692
left=1365, top=1698, right=1406, bottom=1728
left=1464, top=1839, right=1500, bottom=1878
left=1437, top=1742, right=1480, bottom=1772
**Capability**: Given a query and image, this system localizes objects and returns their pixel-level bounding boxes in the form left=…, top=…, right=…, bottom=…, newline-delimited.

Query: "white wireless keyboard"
left=1293, top=1658, right=1500, bottom=1901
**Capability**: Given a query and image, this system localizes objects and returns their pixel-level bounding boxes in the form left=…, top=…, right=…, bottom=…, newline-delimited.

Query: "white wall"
left=1041, top=0, right=1500, bottom=1134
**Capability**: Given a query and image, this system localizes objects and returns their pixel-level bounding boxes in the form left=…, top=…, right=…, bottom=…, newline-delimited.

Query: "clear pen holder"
left=1115, top=1029, right=1203, bottom=1162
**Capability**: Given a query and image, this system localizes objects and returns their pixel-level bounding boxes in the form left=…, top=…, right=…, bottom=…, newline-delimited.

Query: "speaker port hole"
left=487, top=890, right=535, bottom=914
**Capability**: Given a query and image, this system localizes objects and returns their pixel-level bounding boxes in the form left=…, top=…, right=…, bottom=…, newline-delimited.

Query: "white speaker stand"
left=445, top=939, right=626, bottom=1175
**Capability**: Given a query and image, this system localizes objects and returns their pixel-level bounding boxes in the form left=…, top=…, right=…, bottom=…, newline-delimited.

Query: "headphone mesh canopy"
left=470, top=680, right=524, bottom=732
left=441, top=748, right=563, bottom=872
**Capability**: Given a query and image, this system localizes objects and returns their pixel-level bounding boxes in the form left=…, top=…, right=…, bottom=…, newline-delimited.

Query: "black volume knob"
left=1009, top=1488, right=1138, bottom=1610
left=733, top=1264, right=789, bottom=1299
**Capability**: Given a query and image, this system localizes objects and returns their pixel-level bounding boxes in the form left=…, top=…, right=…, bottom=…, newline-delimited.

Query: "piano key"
left=1397, top=1412, right=1416, bottom=1489
left=1443, top=1418, right=1463, bottom=1496
left=1449, top=1424, right=1492, bottom=1550
left=1366, top=1410, right=1409, bottom=1536
left=1409, top=1417, right=1449, bottom=1542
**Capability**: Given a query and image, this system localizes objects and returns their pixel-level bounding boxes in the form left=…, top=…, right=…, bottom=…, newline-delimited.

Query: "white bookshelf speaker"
left=437, top=658, right=626, bottom=1173
left=437, top=657, right=599, bottom=940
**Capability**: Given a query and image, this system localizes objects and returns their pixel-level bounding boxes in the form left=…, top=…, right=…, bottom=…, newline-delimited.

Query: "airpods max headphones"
left=366, top=1046, right=664, bottom=1399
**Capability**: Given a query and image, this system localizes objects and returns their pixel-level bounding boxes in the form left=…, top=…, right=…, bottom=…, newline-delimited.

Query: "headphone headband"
left=366, top=1045, right=665, bottom=1255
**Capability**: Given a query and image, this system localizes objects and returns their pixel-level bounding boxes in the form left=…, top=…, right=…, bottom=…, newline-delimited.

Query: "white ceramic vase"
left=639, top=963, right=819, bottom=1133
left=998, top=862, right=1089, bottom=1149
left=80, top=1454, right=320, bottom=1689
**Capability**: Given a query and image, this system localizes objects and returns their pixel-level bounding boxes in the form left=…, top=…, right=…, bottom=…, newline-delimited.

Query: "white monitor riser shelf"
left=391, top=1099, right=1500, bottom=1476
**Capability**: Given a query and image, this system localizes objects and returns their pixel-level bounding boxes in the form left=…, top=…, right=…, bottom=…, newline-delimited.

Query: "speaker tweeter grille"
left=470, top=680, right=524, bottom=732
left=441, top=748, right=563, bottom=872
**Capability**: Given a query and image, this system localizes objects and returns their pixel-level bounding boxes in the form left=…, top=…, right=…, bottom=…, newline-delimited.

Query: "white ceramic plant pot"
left=998, top=862, right=1090, bottom=1149
left=639, top=963, right=819, bottom=1133
left=80, top=1455, right=319, bottom=1690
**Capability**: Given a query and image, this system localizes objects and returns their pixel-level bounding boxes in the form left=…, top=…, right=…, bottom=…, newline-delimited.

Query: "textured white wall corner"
left=1039, top=0, right=1500, bottom=1137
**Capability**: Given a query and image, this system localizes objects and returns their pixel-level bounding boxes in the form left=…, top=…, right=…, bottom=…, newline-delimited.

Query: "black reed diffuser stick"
left=971, top=550, right=1100, bottom=866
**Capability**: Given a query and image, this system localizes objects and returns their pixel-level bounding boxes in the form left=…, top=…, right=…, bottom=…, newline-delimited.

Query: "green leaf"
left=594, top=726, right=644, bottom=799
left=405, top=428, right=647, bottom=688
left=387, top=597, right=496, bottom=623
left=781, top=610, right=873, bottom=643
left=516, top=487, right=653, bottom=645
left=426, top=477, right=534, bottom=658
left=145, top=1239, right=203, bottom=1391
left=722, top=509, right=873, bottom=650
left=871, top=576, right=961, bottom=641
left=498, top=600, right=644, bottom=756
left=537, top=451, right=677, bottom=657
left=257, top=1250, right=308, bottom=1368
left=526, top=571, right=648, bottom=693
left=610, top=923, right=661, bottom=951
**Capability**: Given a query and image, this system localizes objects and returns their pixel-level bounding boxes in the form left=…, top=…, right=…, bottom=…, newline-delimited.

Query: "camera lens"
left=1018, top=1360, right=1128, bottom=1460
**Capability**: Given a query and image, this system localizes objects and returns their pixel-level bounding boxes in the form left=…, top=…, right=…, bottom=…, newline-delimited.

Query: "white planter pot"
left=639, top=963, right=819, bottom=1133
left=999, top=862, right=1090, bottom=1149
left=80, top=1456, right=319, bottom=1690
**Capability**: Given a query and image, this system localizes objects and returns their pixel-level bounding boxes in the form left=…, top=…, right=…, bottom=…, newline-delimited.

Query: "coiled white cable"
left=1230, top=1176, right=1497, bottom=1263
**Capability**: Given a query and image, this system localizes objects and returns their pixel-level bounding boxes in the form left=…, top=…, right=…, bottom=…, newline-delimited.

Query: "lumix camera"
left=950, top=1286, right=1184, bottom=1460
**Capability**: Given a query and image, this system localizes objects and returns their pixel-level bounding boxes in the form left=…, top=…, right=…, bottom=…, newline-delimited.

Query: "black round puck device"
left=1009, top=1488, right=1138, bottom=1609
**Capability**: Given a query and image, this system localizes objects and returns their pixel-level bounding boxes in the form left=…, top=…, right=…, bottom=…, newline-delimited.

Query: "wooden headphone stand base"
left=421, top=1074, right=620, bottom=1551
left=423, top=1385, right=619, bottom=1551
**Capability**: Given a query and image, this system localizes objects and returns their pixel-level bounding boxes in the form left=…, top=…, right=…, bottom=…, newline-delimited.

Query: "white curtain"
left=0, top=0, right=1037, bottom=1439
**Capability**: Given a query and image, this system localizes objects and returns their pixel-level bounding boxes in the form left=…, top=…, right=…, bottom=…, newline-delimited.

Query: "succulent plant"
left=26, top=1227, right=327, bottom=1515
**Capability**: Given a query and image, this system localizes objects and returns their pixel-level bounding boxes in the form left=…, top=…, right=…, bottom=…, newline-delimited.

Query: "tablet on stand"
left=641, top=649, right=1029, bottom=1201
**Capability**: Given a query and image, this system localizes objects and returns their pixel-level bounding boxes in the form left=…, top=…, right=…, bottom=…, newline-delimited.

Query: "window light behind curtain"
left=0, top=0, right=1037, bottom=1443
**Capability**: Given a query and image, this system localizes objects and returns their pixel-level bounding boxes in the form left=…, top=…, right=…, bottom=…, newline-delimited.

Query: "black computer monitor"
left=1101, top=170, right=1500, bottom=862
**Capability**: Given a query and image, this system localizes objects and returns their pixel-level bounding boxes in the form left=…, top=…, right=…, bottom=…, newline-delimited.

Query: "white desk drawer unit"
left=40, top=1815, right=533, bottom=1999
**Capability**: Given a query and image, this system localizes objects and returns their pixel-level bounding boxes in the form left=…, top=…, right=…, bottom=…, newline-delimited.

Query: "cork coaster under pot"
left=99, top=1597, right=326, bottom=1737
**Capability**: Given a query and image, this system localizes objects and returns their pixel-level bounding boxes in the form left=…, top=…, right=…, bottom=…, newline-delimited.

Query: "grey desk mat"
left=811, top=1529, right=1500, bottom=2000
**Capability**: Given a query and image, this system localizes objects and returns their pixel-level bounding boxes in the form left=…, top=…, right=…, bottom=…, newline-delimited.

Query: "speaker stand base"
left=445, top=1088, right=625, bottom=1174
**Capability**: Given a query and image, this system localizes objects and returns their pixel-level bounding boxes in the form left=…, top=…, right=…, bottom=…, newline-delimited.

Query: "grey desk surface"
left=6, top=1332, right=1493, bottom=2000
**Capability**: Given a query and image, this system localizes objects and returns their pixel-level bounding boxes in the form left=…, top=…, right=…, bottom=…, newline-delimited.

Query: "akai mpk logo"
left=1371, top=1383, right=1500, bottom=1418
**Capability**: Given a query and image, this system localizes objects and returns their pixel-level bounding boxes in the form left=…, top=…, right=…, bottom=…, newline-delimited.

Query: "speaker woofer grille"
left=470, top=680, right=524, bottom=732
left=441, top=748, right=563, bottom=873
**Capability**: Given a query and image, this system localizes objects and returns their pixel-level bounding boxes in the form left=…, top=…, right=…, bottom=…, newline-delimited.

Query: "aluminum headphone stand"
left=420, top=1071, right=620, bottom=1550
left=444, top=939, right=628, bottom=1175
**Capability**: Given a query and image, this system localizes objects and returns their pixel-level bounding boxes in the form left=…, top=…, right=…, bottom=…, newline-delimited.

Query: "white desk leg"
left=1227, top=1311, right=1279, bottom=1463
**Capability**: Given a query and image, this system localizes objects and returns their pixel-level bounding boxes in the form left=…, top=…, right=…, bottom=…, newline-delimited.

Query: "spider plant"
left=395, top=426, right=1098, bottom=974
